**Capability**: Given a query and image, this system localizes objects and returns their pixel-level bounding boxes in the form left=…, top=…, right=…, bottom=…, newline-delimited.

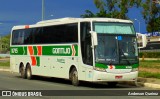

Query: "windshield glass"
left=94, top=22, right=135, bottom=35
left=94, top=22, right=138, bottom=65
left=118, top=36, right=138, bottom=64
left=95, top=35, right=119, bottom=64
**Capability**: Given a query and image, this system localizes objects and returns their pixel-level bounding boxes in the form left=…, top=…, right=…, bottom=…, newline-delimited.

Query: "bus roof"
left=12, top=17, right=133, bottom=30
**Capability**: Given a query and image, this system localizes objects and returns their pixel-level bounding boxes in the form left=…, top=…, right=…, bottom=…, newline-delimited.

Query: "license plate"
left=115, top=76, right=123, bottom=79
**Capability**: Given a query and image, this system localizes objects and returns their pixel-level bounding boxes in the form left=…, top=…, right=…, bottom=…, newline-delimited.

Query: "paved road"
left=0, top=71, right=159, bottom=99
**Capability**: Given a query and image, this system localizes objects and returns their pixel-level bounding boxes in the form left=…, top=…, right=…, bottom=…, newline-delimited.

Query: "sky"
left=0, top=0, right=147, bottom=36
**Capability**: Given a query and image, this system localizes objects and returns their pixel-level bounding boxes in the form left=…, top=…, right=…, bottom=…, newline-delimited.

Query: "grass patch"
left=139, top=52, right=160, bottom=58
left=139, top=60, right=160, bottom=69
left=139, top=71, right=160, bottom=79
left=0, top=61, right=10, bottom=67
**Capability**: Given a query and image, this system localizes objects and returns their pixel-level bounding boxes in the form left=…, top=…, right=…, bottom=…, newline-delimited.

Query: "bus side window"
left=12, top=30, right=18, bottom=45
left=17, top=30, right=25, bottom=44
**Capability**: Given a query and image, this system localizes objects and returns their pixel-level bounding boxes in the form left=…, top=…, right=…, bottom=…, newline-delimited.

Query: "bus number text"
left=11, top=48, right=18, bottom=54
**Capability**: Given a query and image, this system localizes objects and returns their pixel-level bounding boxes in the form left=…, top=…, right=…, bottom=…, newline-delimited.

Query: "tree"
left=81, top=0, right=142, bottom=19
left=81, top=10, right=96, bottom=18
left=141, top=0, right=160, bottom=33
left=0, top=34, right=10, bottom=53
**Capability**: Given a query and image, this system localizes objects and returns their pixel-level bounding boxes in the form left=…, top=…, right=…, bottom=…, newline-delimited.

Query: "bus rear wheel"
left=20, top=64, right=26, bottom=79
left=26, top=64, right=32, bottom=80
left=70, top=68, right=79, bottom=86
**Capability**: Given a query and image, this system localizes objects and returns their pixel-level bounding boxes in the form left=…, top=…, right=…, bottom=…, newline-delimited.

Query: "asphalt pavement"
left=0, top=58, right=160, bottom=89
left=0, top=66, right=160, bottom=89
left=0, top=71, right=159, bottom=99
left=0, top=57, right=160, bottom=99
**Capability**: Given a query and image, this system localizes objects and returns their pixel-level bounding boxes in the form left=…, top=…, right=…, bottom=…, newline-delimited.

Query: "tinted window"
left=11, top=23, right=78, bottom=45
left=43, top=24, right=78, bottom=43
left=12, top=30, right=25, bottom=45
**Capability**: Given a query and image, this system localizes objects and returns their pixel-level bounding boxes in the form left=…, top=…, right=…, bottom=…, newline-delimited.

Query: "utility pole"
left=42, top=0, right=45, bottom=21
left=134, top=19, right=141, bottom=33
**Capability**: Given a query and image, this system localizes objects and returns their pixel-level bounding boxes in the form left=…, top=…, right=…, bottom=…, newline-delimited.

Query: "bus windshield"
left=94, top=22, right=138, bottom=65
left=94, top=22, right=135, bottom=35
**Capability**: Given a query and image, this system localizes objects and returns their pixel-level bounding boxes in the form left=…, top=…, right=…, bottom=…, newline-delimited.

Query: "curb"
left=137, top=77, right=160, bottom=89
left=122, top=78, right=160, bottom=89
left=0, top=68, right=11, bottom=72
left=143, top=83, right=160, bottom=89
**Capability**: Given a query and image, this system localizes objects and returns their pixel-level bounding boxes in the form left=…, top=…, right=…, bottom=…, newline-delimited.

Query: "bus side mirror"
left=137, top=33, right=147, bottom=49
left=90, top=31, right=98, bottom=47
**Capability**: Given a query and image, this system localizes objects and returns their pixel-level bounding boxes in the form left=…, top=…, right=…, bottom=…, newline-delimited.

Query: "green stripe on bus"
left=95, top=63, right=107, bottom=69
left=42, top=46, right=71, bottom=56
left=33, top=46, right=38, bottom=55
left=95, top=63, right=139, bottom=69
left=42, top=45, right=78, bottom=56
left=132, top=64, right=139, bottom=68
left=23, top=47, right=27, bottom=55
left=36, top=57, right=40, bottom=66
left=10, top=47, right=27, bottom=55
left=10, top=45, right=78, bottom=56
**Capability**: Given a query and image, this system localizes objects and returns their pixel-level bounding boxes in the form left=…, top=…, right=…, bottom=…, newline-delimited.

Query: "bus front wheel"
left=70, top=68, right=79, bottom=86
left=26, top=64, right=32, bottom=80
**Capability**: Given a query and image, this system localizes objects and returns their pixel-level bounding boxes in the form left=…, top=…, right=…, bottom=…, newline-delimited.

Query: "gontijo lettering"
left=52, top=48, right=70, bottom=54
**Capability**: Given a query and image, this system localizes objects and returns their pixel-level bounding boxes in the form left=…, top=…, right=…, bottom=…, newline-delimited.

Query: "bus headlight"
left=131, top=68, right=138, bottom=72
left=94, top=67, right=106, bottom=72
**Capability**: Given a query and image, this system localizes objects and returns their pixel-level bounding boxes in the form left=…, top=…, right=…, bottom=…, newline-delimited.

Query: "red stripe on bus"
left=31, top=56, right=36, bottom=66
left=72, top=45, right=76, bottom=56
left=28, top=46, right=34, bottom=55
left=37, top=46, right=42, bottom=56
left=25, top=25, right=29, bottom=29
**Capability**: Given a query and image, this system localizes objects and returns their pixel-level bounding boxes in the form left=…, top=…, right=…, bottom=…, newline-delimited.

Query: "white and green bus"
left=10, top=18, right=139, bottom=86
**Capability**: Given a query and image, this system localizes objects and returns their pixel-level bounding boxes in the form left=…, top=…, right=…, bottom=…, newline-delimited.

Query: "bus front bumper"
left=92, top=70, right=138, bottom=82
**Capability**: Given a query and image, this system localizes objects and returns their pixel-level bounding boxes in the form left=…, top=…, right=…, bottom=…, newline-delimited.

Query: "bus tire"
left=19, top=64, right=26, bottom=79
left=26, top=64, right=32, bottom=80
left=70, top=68, right=79, bottom=86
left=107, top=82, right=118, bottom=87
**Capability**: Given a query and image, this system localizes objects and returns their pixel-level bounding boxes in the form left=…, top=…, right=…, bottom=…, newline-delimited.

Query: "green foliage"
left=81, top=0, right=142, bottom=19
left=0, top=61, right=10, bottom=67
left=139, top=52, right=160, bottom=58
left=139, top=60, right=160, bottom=78
left=81, top=0, right=160, bottom=33
left=81, top=10, right=96, bottom=18
left=140, top=60, right=160, bottom=69
left=142, top=0, right=160, bottom=32
left=139, top=71, right=160, bottom=79
left=146, top=17, right=160, bottom=32
left=0, top=34, right=10, bottom=53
